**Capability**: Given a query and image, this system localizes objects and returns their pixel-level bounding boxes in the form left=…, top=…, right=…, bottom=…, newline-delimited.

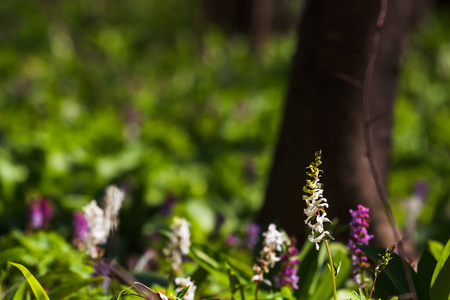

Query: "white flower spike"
left=103, top=185, right=125, bottom=230
left=164, top=217, right=191, bottom=273
left=252, top=223, right=285, bottom=284
left=303, top=151, right=332, bottom=250
left=82, top=185, right=125, bottom=258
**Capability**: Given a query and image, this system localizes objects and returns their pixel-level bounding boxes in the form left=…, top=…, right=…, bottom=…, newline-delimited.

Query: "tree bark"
left=249, top=0, right=275, bottom=54
left=258, top=0, right=427, bottom=246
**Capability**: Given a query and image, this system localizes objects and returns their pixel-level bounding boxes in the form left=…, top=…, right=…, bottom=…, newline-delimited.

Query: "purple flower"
left=208, top=213, right=225, bottom=240
left=29, top=202, right=44, bottom=229
left=244, top=159, right=257, bottom=183
left=40, top=198, right=53, bottom=225
left=244, top=223, right=261, bottom=250
left=161, top=193, right=177, bottom=217
left=347, top=205, right=374, bottom=287
left=414, top=181, right=427, bottom=200
left=28, top=197, right=53, bottom=230
left=93, top=260, right=112, bottom=291
left=273, top=241, right=300, bottom=290
left=73, top=211, right=89, bottom=242
left=225, top=233, right=240, bottom=246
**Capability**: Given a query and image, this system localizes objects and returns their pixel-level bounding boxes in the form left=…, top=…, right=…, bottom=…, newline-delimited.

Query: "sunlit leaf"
left=430, top=238, right=450, bottom=300
left=8, top=262, right=49, bottom=300
left=428, top=240, right=444, bottom=261
left=47, top=277, right=106, bottom=299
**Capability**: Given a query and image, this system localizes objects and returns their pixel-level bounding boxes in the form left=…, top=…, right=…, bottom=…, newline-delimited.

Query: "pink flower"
left=273, top=240, right=300, bottom=290
left=28, top=197, right=53, bottom=230
left=347, top=205, right=374, bottom=287
left=73, top=211, right=88, bottom=242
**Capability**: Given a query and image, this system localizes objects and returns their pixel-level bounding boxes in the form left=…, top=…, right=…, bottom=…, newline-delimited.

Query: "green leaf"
left=47, top=276, right=106, bottom=299
left=348, top=288, right=366, bottom=300
left=374, top=271, right=398, bottom=299
left=223, top=254, right=253, bottom=278
left=293, top=241, right=319, bottom=299
left=428, top=240, right=444, bottom=261
left=334, top=262, right=341, bottom=276
left=8, top=262, right=50, bottom=300
left=189, top=244, right=228, bottom=285
left=12, top=280, right=29, bottom=300
left=358, top=246, right=430, bottom=300
left=430, top=238, right=450, bottom=287
left=309, top=243, right=351, bottom=300
left=176, top=285, right=190, bottom=299
left=132, top=271, right=168, bottom=288
left=110, top=286, right=133, bottom=300
left=226, top=263, right=246, bottom=300
left=110, top=286, right=146, bottom=300
left=2, top=280, right=26, bottom=300
left=190, top=247, right=220, bottom=270
left=357, top=288, right=367, bottom=300
left=417, top=249, right=437, bottom=293
left=430, top=238, right=450, bottom=300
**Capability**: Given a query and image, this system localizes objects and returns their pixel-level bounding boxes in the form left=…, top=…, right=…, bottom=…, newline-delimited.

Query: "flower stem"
left=167, top=270, right=174, bottom=289
left=255, top=282, right=260, bottom=300
left=324, top=240, right=337, bottom=300
left=361, top=271, right=369, bottom=298
left=369, top=274, right=378, bottom=299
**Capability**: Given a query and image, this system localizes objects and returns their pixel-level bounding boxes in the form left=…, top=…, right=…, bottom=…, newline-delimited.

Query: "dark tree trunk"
left=249, top=0, right=275, bottom=54
left=200, top=0, right=300, bottom=51
left=201, top=0, right=253, bottom=34
left=258, top=0, right=428, bottom=247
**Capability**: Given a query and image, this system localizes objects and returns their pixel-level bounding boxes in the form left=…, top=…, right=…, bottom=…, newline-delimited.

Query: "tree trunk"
left=249, top=0, right=275, bottom=54
left=258, top=0, right=427, bottom=247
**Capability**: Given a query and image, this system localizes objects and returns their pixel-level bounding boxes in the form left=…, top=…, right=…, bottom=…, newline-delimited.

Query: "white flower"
left=252, top=265, right=263, bottom=282
left=103, top=185, right=125, bottom=230
left=84, top=200, right=108, bottom=258
left=84, top=200, right=108, bottom=244
left=166, top=251, right=182, bottom=273
left=171, top=217, right=191, bottom=255
left=267, top=250, right=281, bottom=267
left=175, top=276, right=196, bottom=300
left=252, top=224, right=285, bottom=284
left=303, top=152, right=332, bottom=250
left=263, top=223, right=284, bottom=252
left=164, top=217, right=191, bottom=272
left=308, top=231, right=329, bottom=250
left=252, top=274, right=263, bottom=282
left=82, top=186, right=125, bottom=258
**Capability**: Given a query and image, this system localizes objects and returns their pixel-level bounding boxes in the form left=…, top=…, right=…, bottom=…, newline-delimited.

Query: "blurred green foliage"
left=0, top=0, right=449, bottom=259
left=0, top=0, right=293, bottom=256
left=390, top=10, right=450, bottom=246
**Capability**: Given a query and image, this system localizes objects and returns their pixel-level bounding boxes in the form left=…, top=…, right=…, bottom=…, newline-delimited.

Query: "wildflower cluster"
left=273, top=238, right=300, bottom=290
left=80, top=185, right=125, bottom=258
left=252, top=224, right=284, bottom=285
left=303, top=151, right=332, bottom=250
left=347, top=205, right=374, bottom=287
left=163, top=217, right=191, bottom=273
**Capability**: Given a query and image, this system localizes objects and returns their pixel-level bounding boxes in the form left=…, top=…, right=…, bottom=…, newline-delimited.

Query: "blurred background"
left=0, top=0, right=449, bottom=260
